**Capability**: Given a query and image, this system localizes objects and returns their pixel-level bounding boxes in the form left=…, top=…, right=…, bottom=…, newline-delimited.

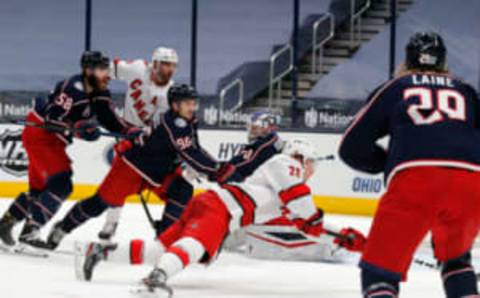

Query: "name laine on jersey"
left=411, top=74, right=454, bottom=87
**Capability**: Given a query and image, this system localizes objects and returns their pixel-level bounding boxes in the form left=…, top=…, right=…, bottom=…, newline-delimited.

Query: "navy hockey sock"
left=442, top=252, right=479, bottom=298
left=61, top=194, right=109, bottom=233
left=361, top=262, right=400, bottom=298
left=30, top=172, right=73, bottom=226
left=155, top=177, right=193, bottom=235
left=7, top=192, right=32, bottom=222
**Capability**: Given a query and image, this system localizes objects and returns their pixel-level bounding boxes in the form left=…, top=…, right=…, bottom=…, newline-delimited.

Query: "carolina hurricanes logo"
left=176, top=137, right=192, bottom=150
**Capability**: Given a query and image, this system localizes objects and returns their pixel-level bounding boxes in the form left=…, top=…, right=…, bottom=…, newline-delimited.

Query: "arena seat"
left=306, top=0, right=480, bottom=101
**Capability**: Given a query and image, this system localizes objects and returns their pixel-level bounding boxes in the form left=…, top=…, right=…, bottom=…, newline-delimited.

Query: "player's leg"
left=431, top=170, right=480, bottom=298
left=360, top=168, right=437, bottom=297
left=0, top=126, right=47, bottom=246
left=153, top=168, right=193, bottom=235
left=142, top=191, right=230, bottom=293
left=46, top=157, right=144, bottom=249
left=98, top=206, right=122, bottom=241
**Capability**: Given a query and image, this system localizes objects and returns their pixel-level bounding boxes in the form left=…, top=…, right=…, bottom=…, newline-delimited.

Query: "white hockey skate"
left=74, top=241, right=117, bottom=281
left=130, top=268, right=173, bottom=298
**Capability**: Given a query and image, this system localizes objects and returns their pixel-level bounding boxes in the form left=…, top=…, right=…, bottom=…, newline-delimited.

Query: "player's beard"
left=87, top=75, right=109, bottom=91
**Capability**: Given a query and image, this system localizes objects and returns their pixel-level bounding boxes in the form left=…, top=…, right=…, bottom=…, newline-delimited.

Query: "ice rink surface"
left=0, top=199, right=449, bottom=297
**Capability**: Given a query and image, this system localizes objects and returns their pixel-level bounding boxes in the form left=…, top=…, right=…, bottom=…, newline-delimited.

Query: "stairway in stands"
left=250, top=0, right=415, bottom=115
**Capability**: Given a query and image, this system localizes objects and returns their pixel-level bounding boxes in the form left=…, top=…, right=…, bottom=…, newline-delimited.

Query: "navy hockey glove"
left=126, top=126, right=152, bottom=146
left=74, top=120, right=100, bottom=141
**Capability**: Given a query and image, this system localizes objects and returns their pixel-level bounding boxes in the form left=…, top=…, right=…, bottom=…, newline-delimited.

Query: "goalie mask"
left=247, top=111, right=278, bottom=143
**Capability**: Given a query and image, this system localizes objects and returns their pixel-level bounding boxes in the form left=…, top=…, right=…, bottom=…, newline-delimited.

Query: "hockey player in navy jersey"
left=339, top=32, right=480, bottom=298
left=0, top=51, right=136, bottom=248
left=45, top=84, right=267, bottom=250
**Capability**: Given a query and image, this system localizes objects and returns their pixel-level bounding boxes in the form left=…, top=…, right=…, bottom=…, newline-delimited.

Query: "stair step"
left=364, top=10, right=391, bottom=19
left=372, top=3, right=410, bottom=12
left=323, top=47, right=351, bottom=57
left=327, top=39, right=362, bottom=48
left=297, top=73, right=322, bottom=82
left=279, top=89, right=309, bottom=99
left=336, top=32, right=375, bottom=42
left=282, top=80, right=312, bottom=90
left=361, top=17, right=387, bottom=25
left=359, top=24, right=384, bottom=33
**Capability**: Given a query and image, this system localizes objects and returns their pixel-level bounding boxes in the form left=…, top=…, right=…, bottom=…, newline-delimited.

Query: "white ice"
left=0, top=199, right=447, bottom=298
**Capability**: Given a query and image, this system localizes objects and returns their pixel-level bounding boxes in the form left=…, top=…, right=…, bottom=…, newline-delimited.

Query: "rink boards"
left=0, top=125, right=383, bottom=216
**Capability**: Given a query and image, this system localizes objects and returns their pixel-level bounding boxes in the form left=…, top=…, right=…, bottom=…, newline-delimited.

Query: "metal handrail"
left=268, top=44, right=293, bottom=108
left=311, top=13, right=335, bottom=76
left=349, top=0, right=371, bottom=48
left=218, top=78, right=244, bottom=125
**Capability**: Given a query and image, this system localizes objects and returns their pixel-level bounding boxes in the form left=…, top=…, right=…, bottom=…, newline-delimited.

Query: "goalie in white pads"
left=98, top=47, right=178, bottom=241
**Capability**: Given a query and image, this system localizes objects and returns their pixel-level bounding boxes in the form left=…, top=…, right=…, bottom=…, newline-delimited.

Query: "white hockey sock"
left=157, top=237, right=206, bottom=279
left=103, top=239, right=165, bottom=265
left=100, top=207, right=123, bottom=234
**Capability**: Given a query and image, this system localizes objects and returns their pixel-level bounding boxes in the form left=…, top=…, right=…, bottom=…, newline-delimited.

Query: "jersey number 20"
left=403, top=87, right=466, bottom=125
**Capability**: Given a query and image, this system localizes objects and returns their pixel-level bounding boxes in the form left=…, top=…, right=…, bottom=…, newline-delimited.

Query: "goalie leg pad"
left=61, top=194, right=110, bottom=233
left=30, top=171, right=73, bottom=226
left=441, top=252, right=479, bottom=298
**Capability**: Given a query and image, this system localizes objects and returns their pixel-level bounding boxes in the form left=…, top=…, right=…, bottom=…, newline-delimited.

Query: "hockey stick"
left=10, top=119, right=129, bottom=139
left=324, top=227, right=440, bottom=270
left=316, top=155, right=335, bottom=162
left=138, top=189, right=156, bottom=230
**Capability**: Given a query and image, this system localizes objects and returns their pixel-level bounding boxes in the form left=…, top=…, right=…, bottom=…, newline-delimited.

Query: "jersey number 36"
left=403, top=87, right=466, bottom=125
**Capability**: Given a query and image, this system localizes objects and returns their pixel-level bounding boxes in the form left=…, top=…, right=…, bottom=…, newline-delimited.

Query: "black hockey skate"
left=18, top=221, right=50, bottom=249
left=0, top=213, right=16, bottom=246
left=138, top=268, right=173, bottom=298
left=46, top=221, right=67, bottom=250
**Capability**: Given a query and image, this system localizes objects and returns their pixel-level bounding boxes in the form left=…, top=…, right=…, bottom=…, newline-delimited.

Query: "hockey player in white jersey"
left=97, top=47, right=178, bottom=241
left=74, top=139, right=366, bottom=296
left=137, top=139, right=366, bottom=296
left=110, top=46, right=177, bottom=126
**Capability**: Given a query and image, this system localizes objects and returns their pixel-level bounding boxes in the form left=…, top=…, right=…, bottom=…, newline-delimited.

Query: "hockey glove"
left=333, top=227, right=367, bottom=253
left=74, top=120, right=101, bottom=141
left=114, top=140, right=133, bottom=155
left=126, top=126, right=152, bottom=146
left=294, top=209, right=325, bottom=237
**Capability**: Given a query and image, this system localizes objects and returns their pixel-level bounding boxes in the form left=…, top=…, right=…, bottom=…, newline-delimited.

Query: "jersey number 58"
left=403, top=87, right=466, bottom=125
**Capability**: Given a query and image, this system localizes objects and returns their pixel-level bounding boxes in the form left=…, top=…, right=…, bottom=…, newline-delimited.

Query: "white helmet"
left=283, top=139, right=318, bottom=161
left=152, top=47, right=178, bottom=64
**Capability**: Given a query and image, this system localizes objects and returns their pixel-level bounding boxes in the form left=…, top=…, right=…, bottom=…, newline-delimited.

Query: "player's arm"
left=93, top=92, right=130, bottom=133
left=339, top=84, right=393, bottom=174
left=227, top=133, right=283, bottom=182
left=110, top=59, right=147, bottom=81
left=43, top=81, right=74, bottom=126
left=265, top=158, right=318, bottom=221
left=161, top=115, right=219, bottom=179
